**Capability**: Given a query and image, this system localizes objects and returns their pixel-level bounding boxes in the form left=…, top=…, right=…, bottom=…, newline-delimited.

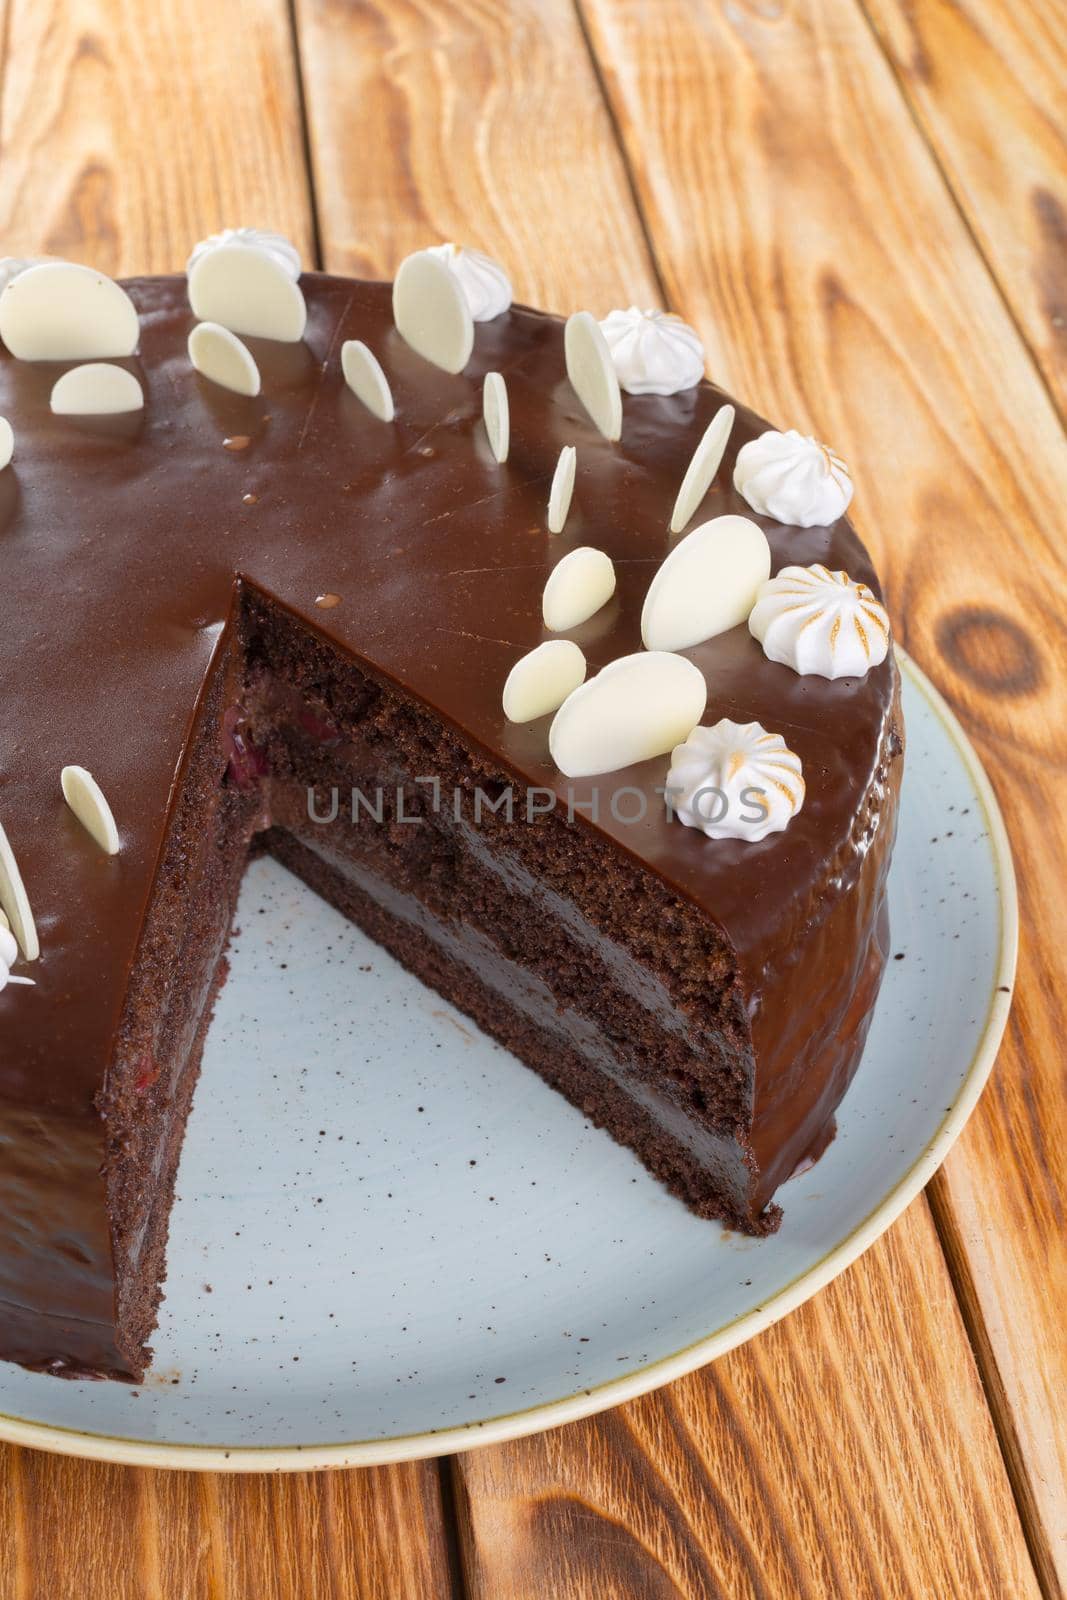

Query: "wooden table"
left=0, top=1, right=1063, bottom=1594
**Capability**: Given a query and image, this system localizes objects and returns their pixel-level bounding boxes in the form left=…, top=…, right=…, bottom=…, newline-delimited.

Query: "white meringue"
left=426, top=243, right=512, bottom=320
left=0, top=921, right=34, bottom=991
left=733, top=429, right=853, bottom=527
left=186, top=228, right=302, bottom=280
left=599, top=307, right=704, bottom=395
left=749, top=564, right=890, bottom=680
left=61, top=765, right=121, bottom=854
left=665, top=720, right=804, bottom=843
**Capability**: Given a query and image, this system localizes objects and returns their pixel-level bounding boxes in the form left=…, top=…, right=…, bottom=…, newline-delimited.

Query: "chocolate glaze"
left=0, top=275, right=902, bottom=1374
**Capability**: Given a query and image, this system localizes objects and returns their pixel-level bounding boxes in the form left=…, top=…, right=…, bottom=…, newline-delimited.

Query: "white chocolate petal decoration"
left=426, top=243, right=513, bottom=320
left=547, top=445, right=577, bottom=533
left=0, top=256, right=54, bottom=297
left=483, top=371, right=509, bottom=462
left=61, top=765, right=120, bottom=855
left=599, top=307, right=705, bottom=396
left=641, top=514, right=771, bottom=652
left=550, top=651, right=707, bottom=779
left=188, top=244, right=307, bottom=343
left=341, top=340, right=394, bottom=422
left=50, top=363, right=144, bottom=416
left=543, top=547, right=616, bottom=632
left=188, top=322, right=261, bottom=397
left=670, top=404, right=735, bottom=533
left=0, top=921, right=34, bottom=991
left=748, top=563, right=890, bottom=679
left=0, top=263, right=139, bottom=361
left=564, top=311, right=622, bottom=441
left=0, top=417, right=13, bottom=470
left=187, top=228, right=302, bottom=280
left=0, top=820, right=38, bottom=961
left=666, top=720, right=804, bottom=842
left=733, top=428, right=853, bottom=527
left=502, top=639, right=586, bottom=723
left=392, top=249, right=474, bottom=374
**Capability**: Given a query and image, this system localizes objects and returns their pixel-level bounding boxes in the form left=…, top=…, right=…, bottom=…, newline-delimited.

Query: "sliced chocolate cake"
left=0, top=237, right=902, bottom=1380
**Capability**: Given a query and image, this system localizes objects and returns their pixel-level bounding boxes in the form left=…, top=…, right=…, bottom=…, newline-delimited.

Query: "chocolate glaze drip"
left=0, top=276, right=901, bottom=1375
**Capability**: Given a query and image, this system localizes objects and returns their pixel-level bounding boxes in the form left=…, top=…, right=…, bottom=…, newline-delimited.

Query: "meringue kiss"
left=599, top=307, right=704, bottom=396
left=426, top=243, right=512, bottom=321
left=734, top=429, right=853, bottom=527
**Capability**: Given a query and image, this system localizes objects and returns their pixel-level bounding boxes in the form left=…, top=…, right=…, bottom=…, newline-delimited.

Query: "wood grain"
left=860, top=0, right=1067, bottom=419
left=0, top=1446, right=453, bottom=1600
left=454, top=1209, right=1042, bottom=1600
left=578, top=0, right=1067, bottom=1588
left=294, top=0, right=659, bottom=309
left=0, top=0, right=315, bottom=273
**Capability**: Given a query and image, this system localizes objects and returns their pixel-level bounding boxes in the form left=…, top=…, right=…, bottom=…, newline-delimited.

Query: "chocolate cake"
left=0, top=243, right=902, bottom=1380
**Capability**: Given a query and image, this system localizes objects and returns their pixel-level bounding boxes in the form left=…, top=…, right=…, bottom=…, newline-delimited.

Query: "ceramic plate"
left=0, top=653, right=1016, bottom=1469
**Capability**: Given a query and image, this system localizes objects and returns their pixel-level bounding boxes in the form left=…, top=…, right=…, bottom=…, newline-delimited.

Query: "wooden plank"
left=577, top=0, right=1067, bottom=1589
left=454, top=1211, right=1043, bottom=1600
left=0, top=0, right=316, bottom=272
left=297, top=1, right=1050, bottom=1594
left=860, top=0, right=1067, bottom=420
left=0, top=5, right=450, bottom=1596
left=0, top=1447, right=453, bottom=1600
left=294, top=0, right=659, bottom=306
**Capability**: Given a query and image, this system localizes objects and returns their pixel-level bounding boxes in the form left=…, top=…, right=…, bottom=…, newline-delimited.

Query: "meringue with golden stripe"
left=666, top=720, right=804, bottom=843
left=186, top=228, right=302, bottom=280
left=748, top=564, right=890, bottom=680
left=0, top=922, right=34, bottom=991
left=734, top=429, right=853, bottom=527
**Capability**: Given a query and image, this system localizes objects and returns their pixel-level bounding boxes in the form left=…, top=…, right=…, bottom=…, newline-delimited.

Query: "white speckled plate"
left=0, top=653, right=1016, bottom=1469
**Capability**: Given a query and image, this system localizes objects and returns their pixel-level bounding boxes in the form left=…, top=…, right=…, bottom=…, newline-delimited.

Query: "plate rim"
left=0, top=649, right=1018, bottom=1472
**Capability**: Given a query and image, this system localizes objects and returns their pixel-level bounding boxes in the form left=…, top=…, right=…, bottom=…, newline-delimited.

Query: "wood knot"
left=936, top=605, right=1041, bottom=698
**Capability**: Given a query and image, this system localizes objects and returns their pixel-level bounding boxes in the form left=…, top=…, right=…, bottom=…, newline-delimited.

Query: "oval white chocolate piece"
left=188, top=244, right=307, bottom=343
left=502, top=639, right=586, bottom=723
left=392, top=250, right=474, bottom=374
left=50, top=363, right=144, bottom=416
left=549, top=651, right=707, bottom=779
left=61, top=765, right=120, bottom=855
left=564, top=311, right=622, bottom=441
left=542, top=547, right=616, bottom=632
left=341, top=340, right=394, bottom=422
left=670, top=404, right=735, bottom=533
left=188, top=322, right=261, bottom=397
left=547, top=445, right=577, bottom=534
left=0, top=417, right=12, bottom=469
left=0, top=820, right=38, bottom=961
left=641, top=514, right=771, bottom=652
left=483, top=371, right=509, bottom=463
left=0, top=920, right=34, bottom=990
left=0, top=263, right=139, bottom=362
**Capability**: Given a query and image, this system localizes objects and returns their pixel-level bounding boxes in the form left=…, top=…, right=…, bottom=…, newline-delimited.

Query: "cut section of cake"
left=0, top=246, right=902, bottom=1379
